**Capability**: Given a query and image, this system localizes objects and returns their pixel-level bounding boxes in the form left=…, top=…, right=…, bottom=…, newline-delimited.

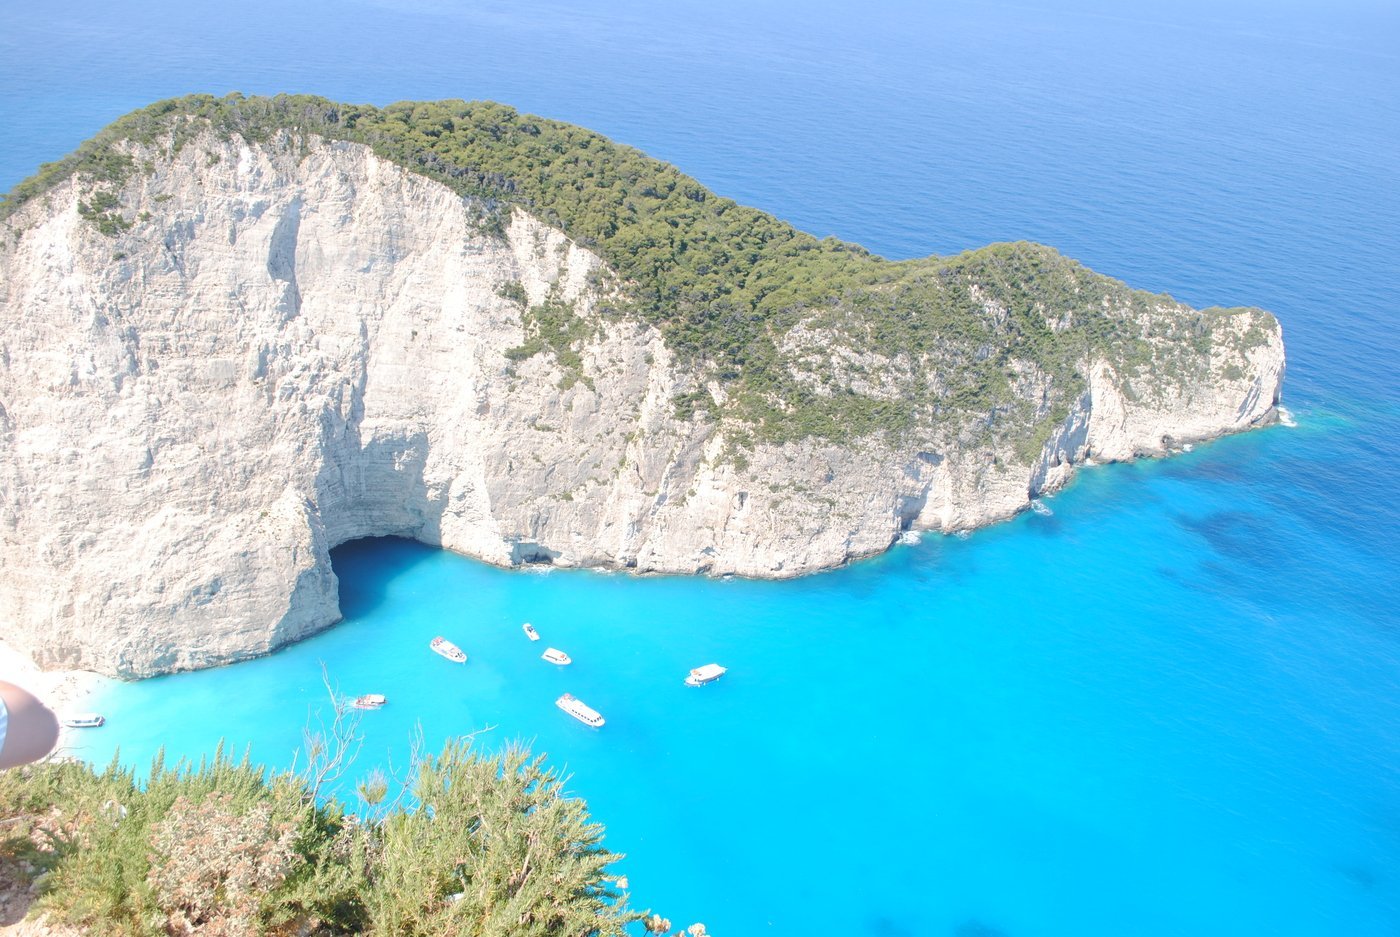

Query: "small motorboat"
left=61, top=713, right=105, bottom=728
left=352, top=693, right=387, bottom=710
left=541, top=647, right=572, bottom=665
left=430, top=636, right=467, bottom=663
left=523, top=622, right=540, bottom=641
left=685, top=663, right=727, bottom=686
left=556, top=693, right=604, bottom=727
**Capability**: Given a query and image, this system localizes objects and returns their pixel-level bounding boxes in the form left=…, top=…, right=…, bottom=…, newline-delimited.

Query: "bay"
left=3, top=0, right=1398, bottom=933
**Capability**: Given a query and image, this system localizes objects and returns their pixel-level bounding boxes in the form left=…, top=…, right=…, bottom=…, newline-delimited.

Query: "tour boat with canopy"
left=61, top=713, right=105, bottom=728
left=556, top=693, right=604, bottom=727
left=685, top=663, right=727, bottom=686
left=430, top=636, right=467, bottom=663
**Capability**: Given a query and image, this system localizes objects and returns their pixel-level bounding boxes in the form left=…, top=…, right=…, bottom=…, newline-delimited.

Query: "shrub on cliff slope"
left=0, top=742, right=638, bottom=936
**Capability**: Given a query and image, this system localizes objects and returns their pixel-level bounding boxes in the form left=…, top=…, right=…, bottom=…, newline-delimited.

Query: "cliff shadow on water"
left=329, top=537, right=441, bottom=620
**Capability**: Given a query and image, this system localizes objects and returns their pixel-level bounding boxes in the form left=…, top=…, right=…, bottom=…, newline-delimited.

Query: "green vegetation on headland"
left=0, top=740, right=645, bottom=936
left=0, top=93, right=1275, bottom=448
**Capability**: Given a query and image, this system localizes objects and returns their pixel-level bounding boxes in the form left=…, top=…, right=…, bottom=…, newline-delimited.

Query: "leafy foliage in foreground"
left=0, top=93, right=1273, bottom=446
left=0, top=741, right=638, bottom=936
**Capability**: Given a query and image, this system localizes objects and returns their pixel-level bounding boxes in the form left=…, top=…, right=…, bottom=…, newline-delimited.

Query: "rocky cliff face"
left=0, top=132, right=1284, bottom=677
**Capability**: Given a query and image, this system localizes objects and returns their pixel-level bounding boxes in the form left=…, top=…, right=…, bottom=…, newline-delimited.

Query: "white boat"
left=430, top=636, right=467, bottom=663
left=1029, top=499, right=1053, bottom=517
left=685, top=663, right=727, bottom=686
left=523, top=622, right=540, bottom=641
left=542, top=647, right=572, bottom=665
left=61, top=713, right=105, bottom=728
left=556, top=693, right=604, bottom=727
left=352, top=693, right=387, bottom=710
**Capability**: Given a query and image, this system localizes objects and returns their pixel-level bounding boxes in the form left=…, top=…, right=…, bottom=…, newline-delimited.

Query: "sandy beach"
left=0, top=640, right=113, bottom=762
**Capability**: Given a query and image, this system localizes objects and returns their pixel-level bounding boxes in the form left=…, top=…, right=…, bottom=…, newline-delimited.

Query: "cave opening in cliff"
left=330, top=537, right=442, bottom=621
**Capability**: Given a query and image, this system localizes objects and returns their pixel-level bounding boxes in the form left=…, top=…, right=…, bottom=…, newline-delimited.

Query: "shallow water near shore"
left=71, top=420, right=1400, bottom=936
left=6, top=0, right=1400, bottom=933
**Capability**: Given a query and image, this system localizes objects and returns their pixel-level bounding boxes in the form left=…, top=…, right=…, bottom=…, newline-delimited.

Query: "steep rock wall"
left=0, top=134, right=1284, bottom=676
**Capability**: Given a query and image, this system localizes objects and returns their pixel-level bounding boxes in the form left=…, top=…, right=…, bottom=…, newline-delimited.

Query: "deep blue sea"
left=3, top=1, right=1399, bottom=934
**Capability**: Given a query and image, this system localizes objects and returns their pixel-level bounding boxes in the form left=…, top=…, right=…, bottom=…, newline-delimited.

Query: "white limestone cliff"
left=0, top=133, right=1284, bottom=677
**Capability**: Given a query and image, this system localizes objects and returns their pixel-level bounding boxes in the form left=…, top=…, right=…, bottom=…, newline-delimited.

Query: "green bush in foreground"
left=0, top=741, right=642, bottom=936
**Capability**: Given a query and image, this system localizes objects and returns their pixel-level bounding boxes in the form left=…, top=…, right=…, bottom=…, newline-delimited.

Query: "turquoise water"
left=4, top=1, right=1399, bottom=934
